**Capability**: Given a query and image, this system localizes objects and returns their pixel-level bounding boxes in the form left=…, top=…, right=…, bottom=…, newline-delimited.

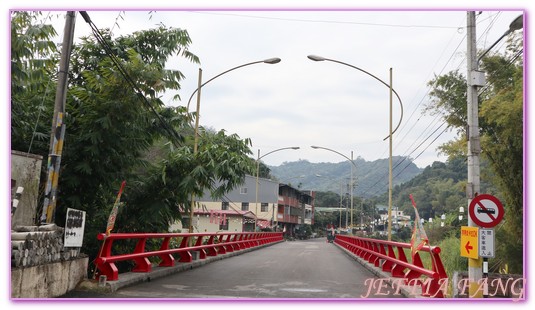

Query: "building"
left=170, top=175, right=279, bottom=233
left=277, top=184, right=315, bottom=237
left=374, top=205, right=411, bottom=235
left=170, top=176, right=315, bottom=235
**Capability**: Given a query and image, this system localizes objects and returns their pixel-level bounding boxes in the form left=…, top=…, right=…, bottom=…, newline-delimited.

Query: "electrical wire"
left=78, top=11, right=184, bottom=147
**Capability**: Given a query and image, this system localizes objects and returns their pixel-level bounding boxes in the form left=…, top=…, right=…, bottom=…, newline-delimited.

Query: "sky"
left=5, top=3, right=525, bottom=170
left=47, top=8, right=521, bottom=170
left=2, top=0, right=534, bottom=309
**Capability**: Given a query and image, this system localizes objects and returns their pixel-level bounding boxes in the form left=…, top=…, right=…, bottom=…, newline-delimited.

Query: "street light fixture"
left=310, top=145, right=357, bottom=233
left=306, top=55, right=404, bottom=140
left=307, top=55, right=404, bottom=241
left=255, top=147, right=300, bottom=231
left=186, top=57, right=282, bottom=235
left=477, top=14, right=523, bottom=63
left=186, top=58, right=281, bottom=113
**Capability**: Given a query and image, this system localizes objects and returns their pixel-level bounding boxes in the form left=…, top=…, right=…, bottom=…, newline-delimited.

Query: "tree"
left=11, top=12, right=59, bottom=154
left=425, top=31, right=523, bottom=272
left=11, top=12, right=256, bottom=274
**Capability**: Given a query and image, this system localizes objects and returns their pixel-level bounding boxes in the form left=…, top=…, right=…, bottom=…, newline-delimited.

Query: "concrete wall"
left=11, top=256, right=88, bottom=298
left=11, top=150, right=43, bottom=228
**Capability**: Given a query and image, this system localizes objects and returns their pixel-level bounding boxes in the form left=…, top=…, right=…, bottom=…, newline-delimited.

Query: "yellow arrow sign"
left=460, top=226, right=479, bottom=259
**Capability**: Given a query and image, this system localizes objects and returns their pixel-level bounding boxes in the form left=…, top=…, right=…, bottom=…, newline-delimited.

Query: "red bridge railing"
left=95, top=232, right=283, bottom=281
left=334, top=235, right=448, bottom=298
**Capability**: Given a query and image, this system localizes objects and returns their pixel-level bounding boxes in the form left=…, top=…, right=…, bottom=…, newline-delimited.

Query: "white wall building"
left=170, top=175, right=279, bottom=233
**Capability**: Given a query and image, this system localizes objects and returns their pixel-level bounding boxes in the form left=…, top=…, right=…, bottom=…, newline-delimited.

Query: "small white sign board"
left=478, top=228, right=495, bottom=258
left=64, top=208, right=86, bottom=247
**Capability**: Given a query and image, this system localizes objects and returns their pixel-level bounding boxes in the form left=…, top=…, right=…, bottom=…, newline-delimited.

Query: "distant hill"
left=268, top=156, right=422, bottom=198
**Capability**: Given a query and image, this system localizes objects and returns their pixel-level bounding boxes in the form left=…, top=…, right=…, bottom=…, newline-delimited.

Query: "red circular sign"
left=469, top=194, right=504, bottom=228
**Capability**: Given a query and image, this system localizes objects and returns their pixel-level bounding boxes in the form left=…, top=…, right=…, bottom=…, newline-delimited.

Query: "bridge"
left=62, top=232, right=447, bottom=299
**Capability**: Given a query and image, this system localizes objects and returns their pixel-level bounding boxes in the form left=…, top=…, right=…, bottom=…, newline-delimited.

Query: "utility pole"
left=40, top=11, right=76, bottom=224
left=466, top=11, right=484, bottom=298
left=387, top=68, right=393, bottom=241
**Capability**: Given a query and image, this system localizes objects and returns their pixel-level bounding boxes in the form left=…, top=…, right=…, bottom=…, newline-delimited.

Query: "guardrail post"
left=195, top=235, right=208, bottom=259
left=178, top=235, right=192, bottom=262
left=132, top=237, right=152, bottom=273
left=421, top=248, right=448, bottom=298
left=223, top=234, right=234, bottom=252
left=405, top=252, right=424, bottom=282
left=390, top=245, right=407, bottom=278
left=158, top=236, right=175, bottom=267
left=382, top=245, right=395, bottom=272
left=95, top=235, right=118, bottom=281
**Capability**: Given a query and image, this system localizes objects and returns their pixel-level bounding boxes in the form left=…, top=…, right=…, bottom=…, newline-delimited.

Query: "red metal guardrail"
left=335, top=235, right=448, bottom=298
left=95, top=232, right=283, bottom=281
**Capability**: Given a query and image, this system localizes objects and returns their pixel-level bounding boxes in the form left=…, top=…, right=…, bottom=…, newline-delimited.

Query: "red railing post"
left=95, top=234, right=118, bottom=281
left=178, top=235, right=192, bottom=262
left=391, top=245, right=408, bottom=278
left=223, top=234, right=234, bottom=252
left=195, top=235, right=209, bottom=259
left=158, top=237, right=175, bottom=267
left=132, top=237, right=152, bottom=273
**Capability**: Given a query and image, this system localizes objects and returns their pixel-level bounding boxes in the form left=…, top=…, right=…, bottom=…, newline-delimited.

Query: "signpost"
left=64, top=208, right=86, bottom=247
left=460, top=226, right=479, bottom=259
left=461, top=193, right=503, bottom=298
left=469, top=194, right=504, bottom=228
left=479, top=228, right=495, bottom=258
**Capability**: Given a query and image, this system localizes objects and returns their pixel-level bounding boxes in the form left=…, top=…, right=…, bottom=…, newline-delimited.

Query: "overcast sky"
left=3, top=2, right=529, bottom=171
left=2, top=1, right=533, bottom=309
left=52, top=8, right=522, bottom=169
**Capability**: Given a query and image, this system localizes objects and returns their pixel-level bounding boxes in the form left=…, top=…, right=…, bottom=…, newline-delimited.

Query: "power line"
left=79, top=11, right=184, bottom=147
left=189, top=11, right=462, bottom=29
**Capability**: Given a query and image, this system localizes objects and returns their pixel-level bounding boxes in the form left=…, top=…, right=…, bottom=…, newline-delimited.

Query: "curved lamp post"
left=308, top=55, right=404, bottom=241
left=186, top=57, right=282, bottom=113
left=187, top=58, right=281, bottom=235
left=255, top=147, right=300, bottom=231
left=307, top=55, right=404, bottom=140
left=311, top=145, right=357, bottom=233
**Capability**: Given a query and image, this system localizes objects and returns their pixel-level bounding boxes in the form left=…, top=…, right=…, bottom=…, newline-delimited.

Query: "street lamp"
left=186, top=57, right=282, bottom=235
left=477, top=14, right=523, bottom=63
left=255, top=147, right=300, bottom=231
left=311, top=145, right=357, bottom=233
left=307, top=55, right=404, bottom=241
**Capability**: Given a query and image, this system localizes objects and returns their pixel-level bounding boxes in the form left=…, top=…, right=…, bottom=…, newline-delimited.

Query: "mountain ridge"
left=268, top=156, right=422, bottom=198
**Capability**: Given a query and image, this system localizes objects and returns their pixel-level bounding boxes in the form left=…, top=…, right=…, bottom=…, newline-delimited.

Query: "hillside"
left=268, top=156, right=422, bottom=198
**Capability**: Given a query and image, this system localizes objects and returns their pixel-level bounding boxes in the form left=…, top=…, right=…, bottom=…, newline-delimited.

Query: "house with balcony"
left=277, top=184, right=315, bottom=237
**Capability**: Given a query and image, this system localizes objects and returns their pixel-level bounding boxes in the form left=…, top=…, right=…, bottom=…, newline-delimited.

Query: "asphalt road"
left=62, top=238, right=402, bottom=299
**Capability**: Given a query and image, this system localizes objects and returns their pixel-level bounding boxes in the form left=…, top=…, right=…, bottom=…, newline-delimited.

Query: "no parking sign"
left=469, top=194, right=504, bottom=228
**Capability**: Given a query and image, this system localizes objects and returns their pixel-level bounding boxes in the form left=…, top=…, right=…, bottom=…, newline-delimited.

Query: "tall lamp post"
left=466, top=12, right=522, bottom=298
left=186, top=57, right=281, bottom=235
left=311, top=145, right=357, bottom=233
left=255, top=147, right=300, bottom=231
left=307, top=55, right=404, bottom=241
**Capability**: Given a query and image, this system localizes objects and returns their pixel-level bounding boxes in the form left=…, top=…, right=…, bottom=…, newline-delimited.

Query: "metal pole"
left=189, top=68, right=203, bottom=236
left=40, top=11, right=76, bottom=224
left=467, top=11, right=483, bottom=298
left=350, top=151, right=354, bottom=233
left=255, top=149, right=260, bottom=231
left=387, top=68, right=393, bottom=241
left=339, top=180, right=342, bottom=229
